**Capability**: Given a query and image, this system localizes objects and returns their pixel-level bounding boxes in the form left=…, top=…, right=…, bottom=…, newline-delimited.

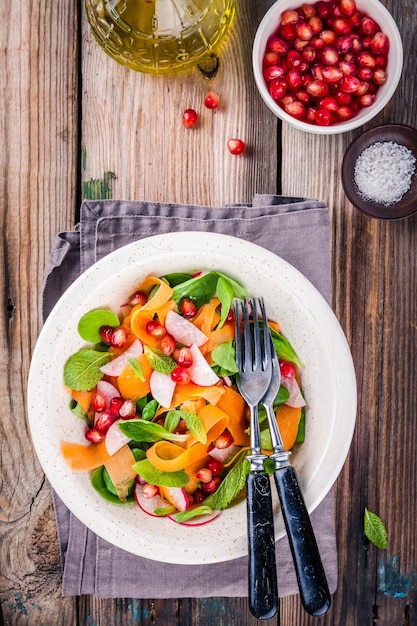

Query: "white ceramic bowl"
left=27, top=232, right=356, bottom=564
left=253, top=0, right=403, bottom=134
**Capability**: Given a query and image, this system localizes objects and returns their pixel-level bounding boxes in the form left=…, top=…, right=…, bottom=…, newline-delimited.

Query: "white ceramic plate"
left=28, top=232, right=356, bottom=564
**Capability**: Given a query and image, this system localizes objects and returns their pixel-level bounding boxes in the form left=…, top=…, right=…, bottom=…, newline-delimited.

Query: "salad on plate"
left=62, top=270, right=306, bottom=525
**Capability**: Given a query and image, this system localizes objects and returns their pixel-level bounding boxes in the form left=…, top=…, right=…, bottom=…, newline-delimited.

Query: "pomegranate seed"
left=295, top=88, right=311, bottom=104
left=201, top=476, right=221, bottom=494
left=268, top=37, right=289, bottom=56
left=142, top=483, right=159, bottom=498
left=316, top=1, right=331, bottom=19
left=94, top=412, right=115, bottom=433
left=296, top=22, right=313, bottom=41
left=308, top=16, right=323, bottom=34
left=350, top=10, right=361, bottom=27
left=180, top=297, right=197, bottom=318
left=270, top=77, right=287, bottom=100
left=85, top=428, right=104, bottom=443
left=357, top=66, right=373, bottom=81
left=339, top=60, right=357, bottom=76
left=332, top=17, right=352, bottom=35
left=362, top=35, right=372, bottom=50
left=129, top=291, right=147, bottom=307
left=196, top=468, right=213, bottom=483
left=360, top=16, right=379, bottom=37
left=311, top=64, right=323, bottom=80
left=281, top=94, right=296, bottom=106
left=119, top=399, right=136, bottom=418
left=336, top=90, right=351, bottom=105
left=315, top=108, right=332, bottom=126
left=355, top=81, right=369, bottom=96
left=321, top=66, right=343, bottom=82
left=182, top=108, right=198, bottom=128
left=159, top=333, right=176, bottom=355
left=319, top=30, right=336, bottom=45
left=357, top=51, right=376, bottom=68
left=311, top=35, right=326, bottom=50
left=302, top=45, right=316, bottom=63
left=371, top=32, right=389, bottom=55
left=350, top=35, right=362, bottom=52
left=145, top=320, right=166, bottom=337
left=340, top=0, right=356, bottom=17
left=336, top=35, right=353, bottom=54
left=306, top=79, right=329, bottom=97
left=286, top=69, right=302, bottom=91
left=358, top=93, right=376, bottom=106
left=193, top=489, right=205, bottom=504
left=175, top=347, right=193, bottom=368
left=214, top=429, right=234, bottom=449
left=92, top=392, right=106, bottom=412
left=372, top=68, right=387, bottom=85
left=109, top=396, right=124, bottom=417
left=281, top=9, right=299, bottom=25
left=318, top=96, right=338, bottom=112
left=339, top=75, right=360, bottom=93
left=321, top=45, right=339, bottom=65
left=110, top=326, right=128, bottom=348
left=207, top=459, right=223, bottom=476
left=227, top=138, right=245, bottom=155
left=263, top=50, right=280, bottom=66
left=293, top=38, right=309, bottom=52
left=336, top=105, right=354, bottom=120
left=306, top=106, right=317, bottom=122
left=280, top=361, right=296, bottom=379
left=280, top=23, right=296, bottom=41
left=204, top=91, right=220, bottom=109
left=284, top=100, right=306, bottom=119
left=287, top=49, right=303, bottom=68
left=99, top=325, right=114, bottom=345
left=263, top=65, right=285, bottom=81
left=171, top=366, right=191, bottom=384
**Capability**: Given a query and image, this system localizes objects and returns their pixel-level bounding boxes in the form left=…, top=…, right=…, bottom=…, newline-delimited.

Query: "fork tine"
left=259, top=297, right=272, bottom=368
left=234, top=301, right=243, bottom=369
left=242, top=299, right=253, bottom=373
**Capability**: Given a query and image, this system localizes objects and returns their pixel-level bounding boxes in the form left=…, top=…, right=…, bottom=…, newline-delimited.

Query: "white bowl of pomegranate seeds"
left=253, top=0, right=403, bottom=133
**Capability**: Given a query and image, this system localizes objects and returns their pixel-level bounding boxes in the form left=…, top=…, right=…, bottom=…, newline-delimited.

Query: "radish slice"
left=208, top=444, right=240, bottom=463
left=149, top=370, right=175, bottom=408
left=105, top=419, right=131, bottom=456
left=97, top=380, right=121, bottom=407
left=169, top=510, right=221, bottom=526
left=134, top=484, right=168, bottom=517
left=188, top=344, right=219, bottom=386
left=165, top=310, right=208, bottom=347
left=281, top=376, right=306, bottom=408
left=100, top=339, right=143, bottom=377
left=161, top=486, right=189, bottom=512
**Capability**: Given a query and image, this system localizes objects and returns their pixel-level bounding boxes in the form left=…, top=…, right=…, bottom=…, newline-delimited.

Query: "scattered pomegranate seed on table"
left=227, top=138, right=246, bottom=155
left=262, top=0, right=390, bottom=126
left=182, top=108, right=198, bottom=128
left=204, top=91, right=220, bottom=109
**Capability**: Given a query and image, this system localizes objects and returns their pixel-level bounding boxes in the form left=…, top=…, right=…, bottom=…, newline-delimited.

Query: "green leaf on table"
left=77, top=309, right=120, bottom=343
left=64, top=349, right=111, bottom=391
left=133, top=459, right=189, bottom=487
left=364, top=508, right=388, bottom=549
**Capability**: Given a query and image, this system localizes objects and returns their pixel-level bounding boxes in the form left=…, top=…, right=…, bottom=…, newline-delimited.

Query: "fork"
left=234, top=297, right=278, bottom=621
left=259, top=300, right=331, bottom=617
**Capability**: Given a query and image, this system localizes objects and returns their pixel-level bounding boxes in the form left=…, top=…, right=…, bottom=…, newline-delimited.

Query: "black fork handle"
left=246, top=472, right=279, bottom=620
left=273, top=465, right=331, bottom=617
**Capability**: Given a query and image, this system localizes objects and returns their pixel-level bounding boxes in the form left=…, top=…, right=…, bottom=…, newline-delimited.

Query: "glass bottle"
left=85, top=0, right=236, bottom=75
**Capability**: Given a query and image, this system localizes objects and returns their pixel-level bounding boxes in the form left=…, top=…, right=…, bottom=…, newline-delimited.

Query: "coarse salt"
left=353, top=141, right=416, bottom=206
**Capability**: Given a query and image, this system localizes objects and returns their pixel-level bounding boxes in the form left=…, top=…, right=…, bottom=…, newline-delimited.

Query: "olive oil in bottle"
left=85, top=0, right=236, bottom=74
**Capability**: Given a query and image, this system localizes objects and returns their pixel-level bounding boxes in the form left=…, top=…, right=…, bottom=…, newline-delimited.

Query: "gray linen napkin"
left=43, top=195, right=338, bottom=598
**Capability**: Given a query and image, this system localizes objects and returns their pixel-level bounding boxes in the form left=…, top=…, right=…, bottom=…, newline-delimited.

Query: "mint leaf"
left=204, top=458, right=249, bottom=510
left=173, top=505, right=214, bottom=523
left=216, top=276, right=234, bottom=328
left=133, top=459, right=189, bottom=487
left=128, top=358, right=145, bottom=381
left=165, top=409, right=207, bottom=444
left=364, top=508, right=388, bottom=549
left=64, top=349, right=111, bottom=391
left=77, top=309, right=120, bottom=343
left=118, top=418, right=188, bottom=443
left=143, top=345, right=176, bottom=375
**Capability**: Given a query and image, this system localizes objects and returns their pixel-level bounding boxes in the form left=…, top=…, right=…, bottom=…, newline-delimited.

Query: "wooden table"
left=2, top=0, right=417, bottom=624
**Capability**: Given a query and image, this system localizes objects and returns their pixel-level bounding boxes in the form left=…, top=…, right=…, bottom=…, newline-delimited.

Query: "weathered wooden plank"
left=0, top=0, right=79, bottom=623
